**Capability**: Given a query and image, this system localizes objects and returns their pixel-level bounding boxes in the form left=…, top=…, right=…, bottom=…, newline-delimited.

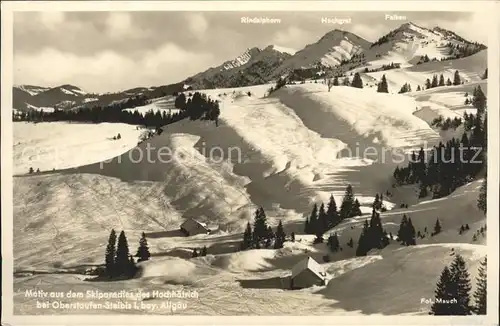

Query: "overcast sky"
left=14, top=11, right=488, bottom=93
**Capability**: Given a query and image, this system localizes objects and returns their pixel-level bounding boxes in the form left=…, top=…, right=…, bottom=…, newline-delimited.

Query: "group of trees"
left=431, top=116, right=463, bottom=131
left=444, top=42, right=487, bottom=61
left=417, top=54, right=433, bottom=65
left=304, top=185, right=362, bottom=242
left=268, top=76, right=288, bottom=94
left=364, top=62, right=401, bottom=74
left=356, top=209, right=391, bottom=256
left=458, top=223, right=470, bottom=235
left=396, top=214, right=416, bottom=246
left=173, top=92, right=221, bottom=124
left=104, top=230, right=142, bottom=279
left=398, top=83, right=412, bottom=94
left=240, top=207, right=288, bottom=250
left=192, top=246, right=208, bottom=257
left=18, top=102, right=186, bottom=129
left=394, top=88, right=486, bottom=199
left=430, top=254, right=486, bottom=315
left=17, top=91, right=223, bottom=129
left=394, top=136, right=485, bottom=199
left=326, top=233, right=341, bottom=252
left=472, top=225, right=486, bottom=242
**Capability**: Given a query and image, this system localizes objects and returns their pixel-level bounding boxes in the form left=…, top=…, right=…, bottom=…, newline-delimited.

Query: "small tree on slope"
left=377, top=75, right=389, bottom=93
left=473, top=257, right=487, bottom=314
left=351, top=72, right=363, bottom=88
left=135, top=232, right=151, bottom=262
left=105, top=229, right=117, bottom=278
left=453, top=70, right=461, bottom=86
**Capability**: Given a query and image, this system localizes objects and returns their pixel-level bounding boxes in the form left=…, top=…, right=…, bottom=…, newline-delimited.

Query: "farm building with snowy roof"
left=180, top=217, right=211, bottom=236
left=290, top=256, right=327, bottom=289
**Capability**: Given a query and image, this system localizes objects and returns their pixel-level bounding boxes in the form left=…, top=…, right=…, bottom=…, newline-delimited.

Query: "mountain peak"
left=263, top=45, right=297, bottom=55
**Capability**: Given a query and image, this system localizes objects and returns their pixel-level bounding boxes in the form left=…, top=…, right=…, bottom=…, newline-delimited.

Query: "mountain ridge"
left=13, top=22, right=486, bottom=111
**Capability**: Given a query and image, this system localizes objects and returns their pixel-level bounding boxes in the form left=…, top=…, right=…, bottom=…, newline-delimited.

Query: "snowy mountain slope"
left=360, top=22, right=486, bottom=70
left=271, top=83, right=439, bottom=150
left=184, top=46, right=292, bottom=89
left=13, top=122, right=143, bottom=174
left=269, top=45, right=297, bottom=55
left=11, top=20, right=489, bottom=316
left=123, top=96, right=181, bottom=116
left=15, top=85, right=51, bottom=96
left=12, top=80, right=454, bottom=271
left=12, top=84, right=92, bottom=111
left=342, top=49, right=487, bottom=95
left=273, top=29, right=371, bottom=77
left=13, top=178, right=486, bottom=315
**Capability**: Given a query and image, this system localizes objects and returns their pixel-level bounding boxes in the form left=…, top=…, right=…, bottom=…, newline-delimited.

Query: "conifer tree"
left=192, top=248, right=198, bottom=257
left=333, top=76, right=339, bottom=86
left=377, top=74, right=389, bottom=93
left=105, top=229, right=117, bottom=277
left=252, top=207, right=269, bottom=247
left=449, top=254, right=472, bottom=315
left=351, top=72, right=363, bottom=88
left=327, top=233, right=340, bottom=252
left=446, top=78, right=452, bottom=86
left=308, top=204, right=318, bottom=234
left=126, top=255, right=137, bottom=277
left=439, top=74, right=445, bottom=86
left=430, top=266, right=454, bottom=315
left=397, top=214, right=408, bottom=243
left=115, top=230, right=131, bottom=277
left=425, top=78, right=432, bottom=89
left=274, top=220, right=286, bottom=249
left=472, top=85, right=487, bottom=115
left=201, top=246, right=208, bottom=256
left=433, top=218, right=442, bottom=235
left=339, top=184, right=355, bottom=219
left=416, top=85, right=421, bottom=91
left=241, top=222, right=253, bottom=250
left=174, top=93, right=187, bottom=110
left=418, top=182, right=428, bottom=198
left=453, top=70, right=461, bottom=85
left=431, top=75, right=439, bottom=88
left=135, top=232, right=151, bottom=262
left=406, top=218, right=416, bottom=245
left=304, top=217, right=310, bottom=234
left=351, top=199, right=362, bottom=217
left=356, top=220, right=370, bottom=256
left=473, top=257, right=487, bottom=314
left=326, top=194, right=339, bottom=228
left=318, top=203, right=328, bottom=233
left=372, top=193, right=381, bottom=210
left=342, top=77, right=350, bottom=86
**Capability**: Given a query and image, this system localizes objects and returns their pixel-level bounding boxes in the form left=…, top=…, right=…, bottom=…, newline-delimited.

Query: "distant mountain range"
left=13, top=22, right=486, bottom=111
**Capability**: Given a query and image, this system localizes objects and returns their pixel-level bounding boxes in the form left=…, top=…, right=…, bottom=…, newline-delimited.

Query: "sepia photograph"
left=1, top=1, right=499, bottom=323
